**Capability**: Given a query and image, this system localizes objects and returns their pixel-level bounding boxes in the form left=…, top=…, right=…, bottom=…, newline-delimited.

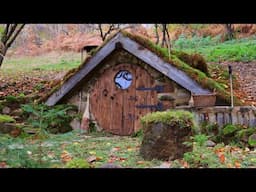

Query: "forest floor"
left=0, top=51, right=256, bottom=168
left=1, top=130, right=256, bottom=168
left=220, top=61, right=256, bottom=105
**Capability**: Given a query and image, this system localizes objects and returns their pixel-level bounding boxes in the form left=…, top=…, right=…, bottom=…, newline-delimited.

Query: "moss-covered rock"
left=248, top=134, right=256, bottom=147
left=140, top=110, right=195, bottom=161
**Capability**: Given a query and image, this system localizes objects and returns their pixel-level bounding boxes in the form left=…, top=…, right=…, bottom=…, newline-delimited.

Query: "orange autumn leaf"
left=0, top=162, right=7, bottom=168
left=219, top=153, right=225, bottom=164
left=119, top=157, right=127, bottom=161
left=61, top=150, right=73, bottom=164
left=235, top=161, right=241, bottom=168
left=137, top=161, right=145, bottom=165
left=96, top=156, right=103, bottom=161
left=183, top=161, right=189, bottom=168
left=214, top=147, right=225, bottom=154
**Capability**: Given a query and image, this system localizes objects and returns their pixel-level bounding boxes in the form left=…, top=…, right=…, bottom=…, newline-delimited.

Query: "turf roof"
left=44, top=30, right=240, bottom=105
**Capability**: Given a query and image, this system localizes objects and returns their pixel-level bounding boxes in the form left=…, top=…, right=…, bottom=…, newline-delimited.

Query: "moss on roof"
left=43, top=30, right=241, bottom=105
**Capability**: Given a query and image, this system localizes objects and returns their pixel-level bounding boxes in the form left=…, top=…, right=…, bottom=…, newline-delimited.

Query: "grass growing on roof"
left=121, top=31, right=240, bottom=104
left=45, top=30, right=241, bottom=105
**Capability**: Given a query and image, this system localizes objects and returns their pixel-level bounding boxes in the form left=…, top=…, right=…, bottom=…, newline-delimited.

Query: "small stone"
left=205, top=140, right=216, bottom=147
left=100, top=163, right=122, bottom=168
left=157, top=162, right=171, bottom=168
left=2, top=107, right=11, bottom=114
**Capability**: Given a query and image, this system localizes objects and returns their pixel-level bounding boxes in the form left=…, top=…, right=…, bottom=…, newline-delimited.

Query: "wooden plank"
left=135, top=66, right=147, bottom=132
left=110, top=77, right=123, bottom=135
left=90, top=66, right=113, bottom=133
left=122, top=64, right=136, bottom=135
left=101, top=69, right=112, bottom=133
left=134, top=65, right=157, bottom=132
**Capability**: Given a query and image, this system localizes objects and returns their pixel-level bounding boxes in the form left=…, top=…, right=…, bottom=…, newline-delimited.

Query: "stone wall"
left=177, top=106, right=256, bottom=127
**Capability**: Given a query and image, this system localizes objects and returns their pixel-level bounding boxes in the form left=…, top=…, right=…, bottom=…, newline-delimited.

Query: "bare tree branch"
left=98, top=24, right=120, bottom=41
left=154, top=24, right=159, bottom=45
left=0, top=24, right=25, bottom=67
left=6, top=24, right=25, bottom=48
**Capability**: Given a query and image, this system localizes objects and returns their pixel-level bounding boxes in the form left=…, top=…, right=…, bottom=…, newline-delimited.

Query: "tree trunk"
left=161, top=24, right=171, bottom=50
left=225, top=24, right=234, bottom=40
left=154, top=24, right=159, bottom=45
left=0, top=24, right=25, bottom=67
left=161, top=24, right=167, bottom=47
left=0, top=47, right=6, bottom=68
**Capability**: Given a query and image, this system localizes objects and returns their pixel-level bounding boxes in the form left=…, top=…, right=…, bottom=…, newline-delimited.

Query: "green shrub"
left=193, top=134, right=210, bottom=146
left=5, top=95, right=19, bottom=103
left=131, top=129, right=143, bottom=138
left=65, top=158, right=90, bottom=168
left=21, top=104, right=78, bottom=133
left=0, top=114, right=16, bottom=123
left=222, top=124, right=239, bottom=135
left=248, top=134, right=256, bottom=147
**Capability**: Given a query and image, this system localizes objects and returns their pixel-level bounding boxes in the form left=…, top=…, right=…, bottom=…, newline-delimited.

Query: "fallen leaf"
left=218, top=153, right=225, bottom=164
left=214, top=147, right=225, bottom=154
left=0, top=162, right=7, bottom=168
left=137, top=161, right=145, bottom=165
left=89, top=151, right=96, bottom=155
left=61, top=143, right=67, bottom=149
left=179, top=160, right=189, bottom=168
left=111, top=147, right=120, bottom=152
left=61, top=150, right=72, bottom=163
left=96, top=156, right=103, bottom=161
left=47, top=151, right=55, bottom=159
left=159, top=162, right=171, bottom=168
left=183, top=161, right=189, bottom=168
left=108, top=159, right=115, bottom=163
left=235, top=161, right=241, bottom=168
left=87, top=155, right=97, bottom=163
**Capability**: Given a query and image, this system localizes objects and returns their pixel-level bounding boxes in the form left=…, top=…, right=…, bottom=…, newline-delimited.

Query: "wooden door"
left=90, top=63, right=158, bottom=135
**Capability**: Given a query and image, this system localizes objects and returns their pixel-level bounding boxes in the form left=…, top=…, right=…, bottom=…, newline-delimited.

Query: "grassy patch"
left=1, top=129, right=256, bottom=168
left=0, top=131, right=163, bottom=168
left=1, top=51, right=81, bottom=75
left=173, top=35, right=256, bottom=62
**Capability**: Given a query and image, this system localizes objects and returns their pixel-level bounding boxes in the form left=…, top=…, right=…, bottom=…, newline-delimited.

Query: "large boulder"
left=140, top=110, right=194, bottom=161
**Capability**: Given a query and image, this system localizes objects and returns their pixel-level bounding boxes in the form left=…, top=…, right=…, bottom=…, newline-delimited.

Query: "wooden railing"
left=176, top=106, right=256, bottom=127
